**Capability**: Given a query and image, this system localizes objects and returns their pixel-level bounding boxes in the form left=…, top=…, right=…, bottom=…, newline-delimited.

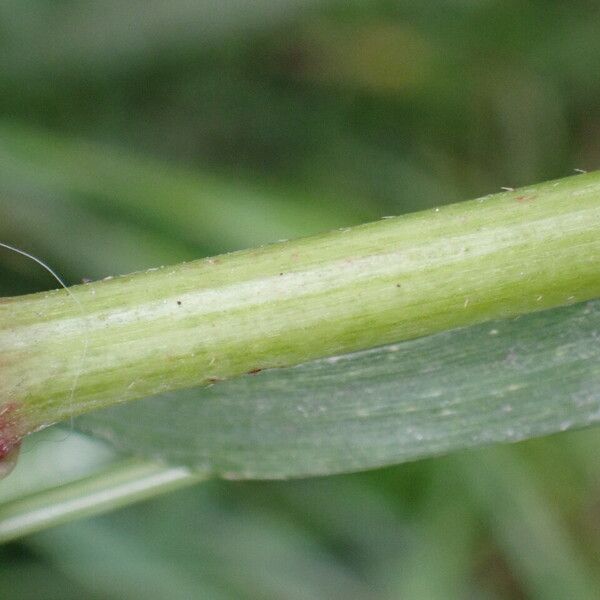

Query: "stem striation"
left=1, top=172, right=600, bottom=436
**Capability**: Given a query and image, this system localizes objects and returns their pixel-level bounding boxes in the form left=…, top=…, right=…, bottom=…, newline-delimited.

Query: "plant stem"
left=1, top=172, right=600, bottom=438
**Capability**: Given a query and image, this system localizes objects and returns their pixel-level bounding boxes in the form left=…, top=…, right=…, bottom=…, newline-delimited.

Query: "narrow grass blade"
left=0, top=458, right=205, bottom=544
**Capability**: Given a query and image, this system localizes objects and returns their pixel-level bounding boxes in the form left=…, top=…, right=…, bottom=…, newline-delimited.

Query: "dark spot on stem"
left=248, top=368, right=263, bottom=375
left=177, top=300, right=182, bottom=306
left=515, top=194, right=536, bottom=203
left=0, top=402, right=23, bottom=463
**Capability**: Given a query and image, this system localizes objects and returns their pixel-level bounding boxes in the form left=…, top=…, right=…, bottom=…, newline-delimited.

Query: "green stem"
left=2, top=172, right=600, bottom=436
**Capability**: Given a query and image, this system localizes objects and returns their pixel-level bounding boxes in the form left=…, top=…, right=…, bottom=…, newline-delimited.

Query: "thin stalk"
left=1, top=172, right=600, bottom=445
left=0, top=458, right=204, bottom=543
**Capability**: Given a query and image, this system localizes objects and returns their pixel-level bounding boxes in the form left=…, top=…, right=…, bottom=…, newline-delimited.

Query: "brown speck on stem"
left=516, top=195, right=536, bottom=203
left=0, top=402, right=24, bottom=477
left=248, top=367, right=263, bottom=375
left=177, top=300, right=182, bottom=306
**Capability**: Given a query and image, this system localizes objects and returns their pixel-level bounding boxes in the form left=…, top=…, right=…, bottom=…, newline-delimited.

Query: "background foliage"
left=1, top=1, right=600, bottom=598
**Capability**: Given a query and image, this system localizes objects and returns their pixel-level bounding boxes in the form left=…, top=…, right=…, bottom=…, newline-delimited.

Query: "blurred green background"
left=1, top=1, right=600, bottom=598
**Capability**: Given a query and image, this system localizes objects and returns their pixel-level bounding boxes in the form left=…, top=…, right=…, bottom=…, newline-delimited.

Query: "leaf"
left=76, top=298, right=600, bottom=479
left=0, top=456, right=202, bottom=543
left=457, top=447, right=600, bottom=600
left=0, top=121, right=369, bottom=265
